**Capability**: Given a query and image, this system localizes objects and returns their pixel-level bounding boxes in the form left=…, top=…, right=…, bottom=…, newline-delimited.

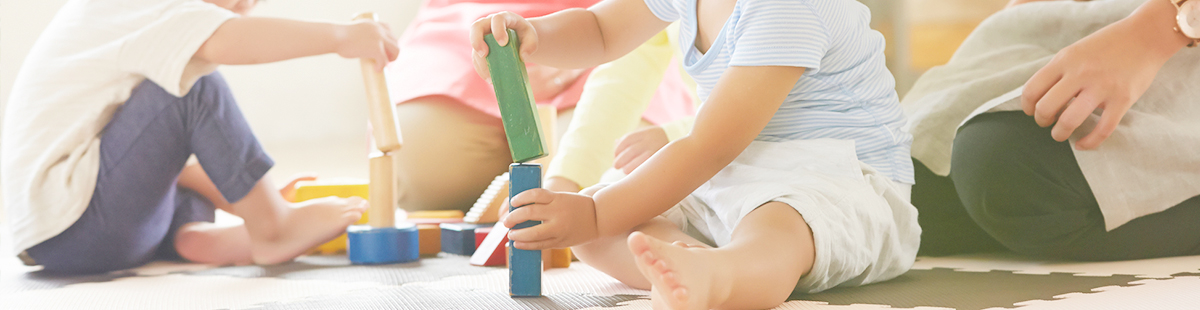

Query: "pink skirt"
left=385, top=0, right=695, bottom=125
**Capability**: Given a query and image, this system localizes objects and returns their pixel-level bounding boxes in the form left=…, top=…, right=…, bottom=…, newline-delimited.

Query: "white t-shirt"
left=1, top=0, right=237, bottom=255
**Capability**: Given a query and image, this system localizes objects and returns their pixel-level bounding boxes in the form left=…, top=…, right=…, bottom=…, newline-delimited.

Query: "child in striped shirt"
left=472, top=0, right=918, bottom=308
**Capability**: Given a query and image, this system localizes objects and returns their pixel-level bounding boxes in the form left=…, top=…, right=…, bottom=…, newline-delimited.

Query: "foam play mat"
left=4, top=250, right=1200, bottom=310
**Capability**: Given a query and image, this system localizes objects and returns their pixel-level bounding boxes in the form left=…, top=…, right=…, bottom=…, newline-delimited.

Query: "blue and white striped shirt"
left=643, top=0, right=913, bottom=184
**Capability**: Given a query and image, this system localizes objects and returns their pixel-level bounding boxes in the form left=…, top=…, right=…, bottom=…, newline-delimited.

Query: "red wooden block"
left=469, top=222, right=509, bottom=266
left=475, top=226, right=492, bottom=249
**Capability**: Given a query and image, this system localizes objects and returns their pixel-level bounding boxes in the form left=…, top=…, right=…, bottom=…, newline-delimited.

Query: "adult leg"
left=952, top=111, right=1200, bottom=260
left=911, top=159, right=1006, bottom=256
left=627, top=202, right=813, bottom=310
left=392, top=97, right=513, bottom=212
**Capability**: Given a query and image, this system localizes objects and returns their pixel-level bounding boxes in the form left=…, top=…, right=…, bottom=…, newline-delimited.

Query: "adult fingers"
left=1022, top=62, right=1063, bottom=116
left=613, top=147, right=639, bottom=172
left=1033, top=79, right=1080, bottom=127
left=623, top=153, right=651, bottom=175
left=1050, top=91, right=1100, bottom=142
left=1076, top=102, right=1129, bottom=150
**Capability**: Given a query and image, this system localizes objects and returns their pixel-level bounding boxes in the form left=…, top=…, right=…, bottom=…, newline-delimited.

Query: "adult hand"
left=503, top=189, right=599, bottom=250
left=334, top=20, right=399, bottom=72
left=614, top=126, right=669, bottom=174
left=526, top=64, right=586, bottom=101
left=469, top=11, right=539, bottom=82
left=1021, top=12, right=1186, bottom=150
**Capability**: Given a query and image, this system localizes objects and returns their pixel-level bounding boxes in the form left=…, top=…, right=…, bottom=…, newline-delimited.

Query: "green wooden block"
left=485, top=29, right=548, bottom=163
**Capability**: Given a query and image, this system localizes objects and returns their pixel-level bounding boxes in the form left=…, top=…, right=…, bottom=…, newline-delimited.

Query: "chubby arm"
left=504, top=65, right=805, bottom=249
left=470, top=0, right=670, bottom=73
left=590, top=66, right=804, bottom=236
left=195, top=17, right=398, bottom=71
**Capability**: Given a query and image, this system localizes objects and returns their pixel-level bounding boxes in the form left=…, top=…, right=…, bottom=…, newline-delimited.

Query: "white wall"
left=0, top=0, right=423, bottom=178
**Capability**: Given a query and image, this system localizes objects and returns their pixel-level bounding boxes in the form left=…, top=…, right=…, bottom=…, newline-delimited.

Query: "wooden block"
left=550, top=248, right=571, bottom=268
left=485, top=30, right=547, bottom=163
left=440, top=223, right=488, bottom=256
left=292, top=179, right=369, bottom=202
left=508, top=163, right=542, bottom=297
left=409, top=210, right=464, bottom=219
left=408, top=217, right=464, bottom=226
left=368, top=153, right=395, bottom=228
left=469, top=222, right=509, bottom=266
left=294, top=179, right=370, bottom=254
left=417, top=224, right=441, bottom=256
left=356, top=12, right=402, bottom=153
left=475, top=226, right=491, bottom=249
left=465, top=173, right=508, bottom=224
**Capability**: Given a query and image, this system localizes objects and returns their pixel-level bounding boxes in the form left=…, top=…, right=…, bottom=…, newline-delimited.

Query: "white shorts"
left=660, top=139, right=920, bottom=293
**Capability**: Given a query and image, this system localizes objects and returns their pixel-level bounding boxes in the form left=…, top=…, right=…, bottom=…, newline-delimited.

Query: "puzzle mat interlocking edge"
left=3, top=251, right=1200, bottom=310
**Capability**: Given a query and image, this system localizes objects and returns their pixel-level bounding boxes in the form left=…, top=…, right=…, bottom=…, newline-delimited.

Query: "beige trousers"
left=392, top=96, right=574, bottom=212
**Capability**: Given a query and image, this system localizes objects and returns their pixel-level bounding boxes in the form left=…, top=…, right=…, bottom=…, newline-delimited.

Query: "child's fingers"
left=469, top=17, right=491, bottom=58
left=516, top=26, right=538, bottom=59
left=490, top=13, right=512, bottom=46
left=472, top=51, right=491, bottom=81
left=512, top=238, right=559, bottom=250
left=511, top=188, right=555, bottom=208
left=623, top=153, right=651, bottom=175
left=507, top=223, right=554, bottom=243
left=502, top=203, right=551, bottom=229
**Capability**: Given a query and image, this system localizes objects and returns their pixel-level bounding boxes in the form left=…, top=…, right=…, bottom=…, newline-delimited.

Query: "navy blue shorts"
left=26, top=73, right=273, bottom=274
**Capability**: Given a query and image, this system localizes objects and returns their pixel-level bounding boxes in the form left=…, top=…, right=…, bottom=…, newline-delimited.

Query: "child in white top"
left=471, top=0, right=919, bottom=308
left=3, top=0, right=397, bottom=273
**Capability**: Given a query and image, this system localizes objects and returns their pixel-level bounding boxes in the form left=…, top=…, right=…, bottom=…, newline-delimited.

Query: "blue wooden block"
left=440, top=223, right=488, bottom=256
left=508, top=163, right=542, bottom=297
left=347, top=223, right=419, bottom=265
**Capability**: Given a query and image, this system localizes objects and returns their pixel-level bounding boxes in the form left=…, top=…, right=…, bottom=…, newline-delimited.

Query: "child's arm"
left=505, top=65, right=805, bottom=249
left=469, top=0, right=669, bottom=74
left=195, top=17, right=399, bottom=71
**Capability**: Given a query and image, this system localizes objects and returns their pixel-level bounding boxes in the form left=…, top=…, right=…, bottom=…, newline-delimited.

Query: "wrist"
left=1124, top=0, right=1191, bottom=61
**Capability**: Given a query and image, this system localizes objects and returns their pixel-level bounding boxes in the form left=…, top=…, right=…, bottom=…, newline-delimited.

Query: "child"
left=1, top=0, right=398, bottom=274
left=471, top=0, right=919, bottom=308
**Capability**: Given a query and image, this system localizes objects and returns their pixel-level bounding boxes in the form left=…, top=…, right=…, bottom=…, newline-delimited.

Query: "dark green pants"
left=913, top=111, right=1200, bottom=260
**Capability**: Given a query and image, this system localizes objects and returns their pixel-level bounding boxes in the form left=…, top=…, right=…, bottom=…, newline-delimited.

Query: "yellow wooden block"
left=409, top=210, right=465, bottom=219
left=293, top=179, right=370, bottom=255
left=551, top=248, right=571, bottom=268
left=292, top=179, right=369, bottom=202
left=418, top=224, right=441, bottom=256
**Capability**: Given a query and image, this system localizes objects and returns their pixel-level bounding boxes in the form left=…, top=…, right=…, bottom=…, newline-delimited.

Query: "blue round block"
left=347, top=223, right=419, bottom=265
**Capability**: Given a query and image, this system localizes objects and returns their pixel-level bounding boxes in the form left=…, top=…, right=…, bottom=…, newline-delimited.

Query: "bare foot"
left=249, top=196, right=367, bottom=265
left=174, top=222, right=253, bottom=265
left=627, top=232, right=732, bottom=310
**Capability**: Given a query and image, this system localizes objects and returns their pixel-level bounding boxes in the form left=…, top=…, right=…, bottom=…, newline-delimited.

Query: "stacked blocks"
left=485, top=29, right=548, bottom=163
left=347, top=223, right=418, bottom=264
left=440, top=223, right=489, bottom=256
left=508, top=163, right=543, bottom=297
left=346, top=12, right=409, bottom=265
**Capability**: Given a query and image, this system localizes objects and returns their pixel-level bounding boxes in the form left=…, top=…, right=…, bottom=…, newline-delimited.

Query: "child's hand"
left=614, top=126, right=669, bottom=174
left=334, top=20, right=400, bottom=72
left=503, top=189, right=599, bottom=250
left=489, top=175, right=578, bottom=221
left=469, top=11, right=538, bottom=82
